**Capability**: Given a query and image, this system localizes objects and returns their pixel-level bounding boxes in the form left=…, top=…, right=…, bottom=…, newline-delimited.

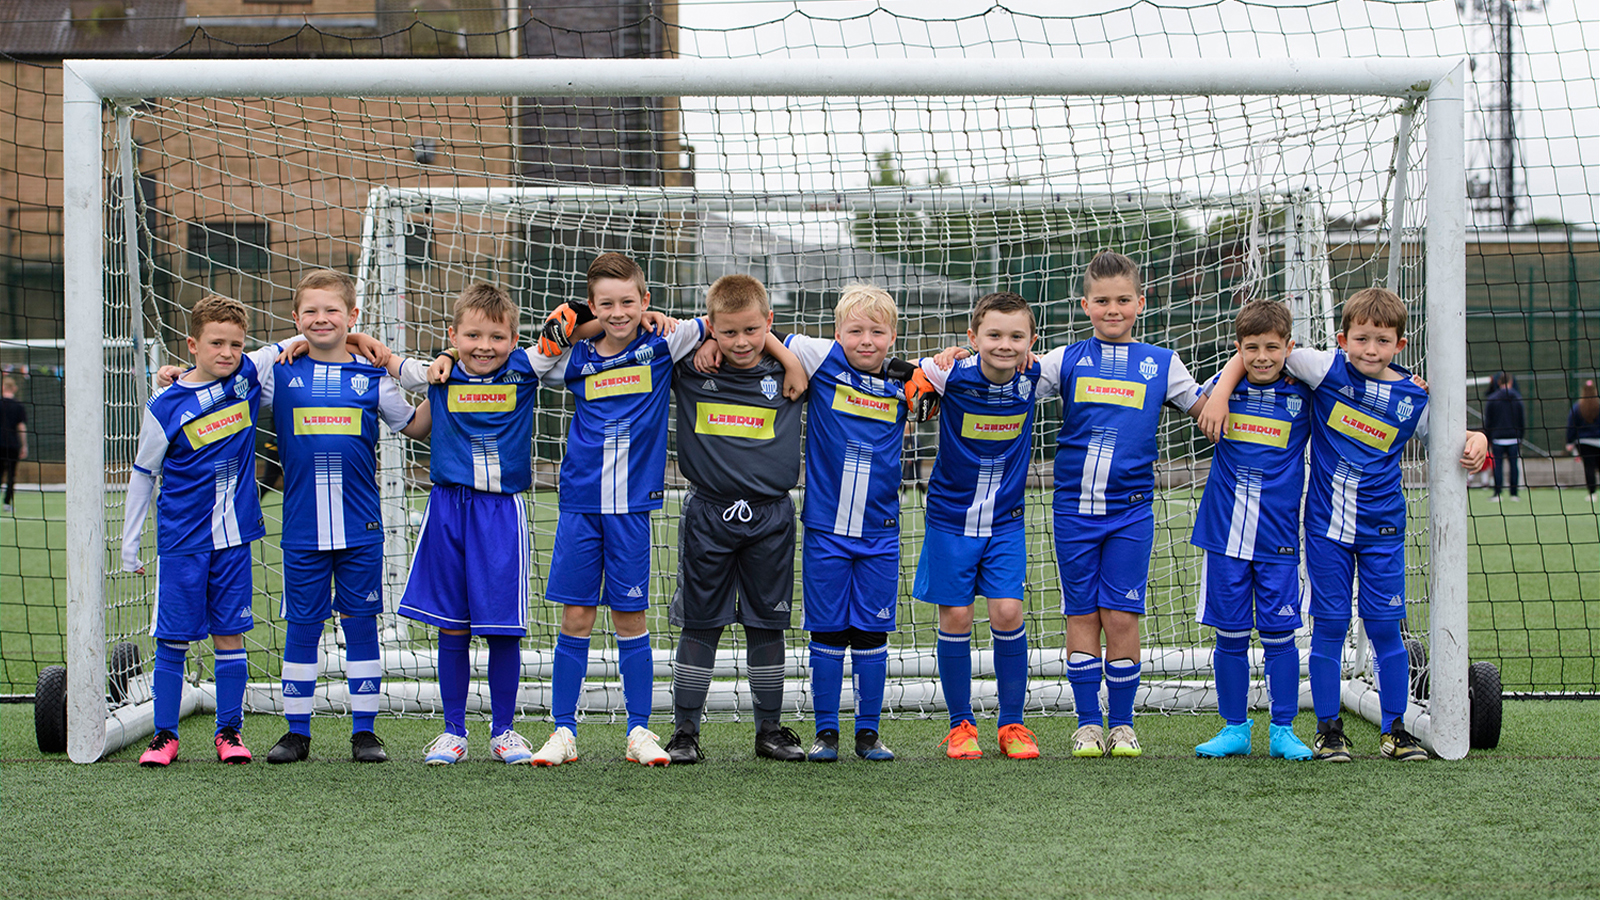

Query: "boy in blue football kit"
left=1190, top=300, right=1314, bottom=761
left=1043, top=251, right=1206, bottom=759
left=781, top=284, right=915, bottom=762
left=914, top=291, right=1057, bottom=761
left=1202, top=287, right=1486, bottom=761
left=260, top=270, right=430, bottom=764
left=526, top=253, right=706, bottom=768
left=122, top=295, right=286, bottom=766
left=390, top=283, right=545, bottom=765
left=664, top=274, right=809, bottom=764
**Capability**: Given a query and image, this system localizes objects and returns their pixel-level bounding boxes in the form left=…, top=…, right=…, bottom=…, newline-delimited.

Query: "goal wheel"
left=1468, top=661, right=1502, bottom=750
left=1403, top=636, right=1429, bottom=700
left=109, top=641, right=143, bottom=705
left=35, top=665, right=67, bottom=753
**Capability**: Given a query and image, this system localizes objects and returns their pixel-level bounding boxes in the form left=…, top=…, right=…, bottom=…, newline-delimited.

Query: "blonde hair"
left=587, top=252, right=648, bottom=302
left=1341, top=287, right=1408, bottom=338
left=294, top=269, right=356, bottom=312
left=1, top=376, right=16, bottom=395
left=452, top=282, right=518, bottom=330
left=189, top=294, right=249, bottom=337
left=706, top=274, right=769, bottom=319
left=834, top=284, right=897, bottom=330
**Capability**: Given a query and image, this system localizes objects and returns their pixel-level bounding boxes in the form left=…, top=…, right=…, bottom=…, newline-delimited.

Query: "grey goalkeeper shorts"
left=669, top=491, right=797, bottom=631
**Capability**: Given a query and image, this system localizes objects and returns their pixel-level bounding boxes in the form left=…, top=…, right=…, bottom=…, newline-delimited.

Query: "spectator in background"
left=1483, top=371, right=1526, bottom=502
left=0, top=376, right=26, bottom=513
left=1567, top=378, right=1600, bottom=503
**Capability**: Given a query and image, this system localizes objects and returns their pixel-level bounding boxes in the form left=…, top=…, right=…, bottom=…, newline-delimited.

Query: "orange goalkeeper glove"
left=903, top=366, right=940, bottom=423
left=537, top=302, right=596, bottom=356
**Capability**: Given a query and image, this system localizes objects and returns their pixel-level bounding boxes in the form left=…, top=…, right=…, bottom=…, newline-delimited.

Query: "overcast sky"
left=666, top=0, right=1598, bottom=228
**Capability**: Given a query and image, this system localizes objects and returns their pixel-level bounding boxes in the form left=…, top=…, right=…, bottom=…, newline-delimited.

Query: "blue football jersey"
left=921, top=356, right=1057, bottom=538
left=1286, top=347, right=1429, bottom=546
left=537, top=321, right=705, bottom=514
left=271, top=355, right=416, bottom=551
left=787, top=334, right=907, bottom=538
left=1191, top=374, right=1313, bottom=561
left=132, top=354, right=268, bottom=555
left=398, top=348, right=540, bottom=494
left=1046, top=338, right=1202, bottom=517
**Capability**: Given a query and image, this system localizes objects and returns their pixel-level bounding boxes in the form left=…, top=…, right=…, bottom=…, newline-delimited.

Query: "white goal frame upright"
left=61, top=57, right=1469, bottom=762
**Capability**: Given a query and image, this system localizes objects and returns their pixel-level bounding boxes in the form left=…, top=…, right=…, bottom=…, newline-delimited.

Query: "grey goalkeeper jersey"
left=672, top=355, right=802, bottom=503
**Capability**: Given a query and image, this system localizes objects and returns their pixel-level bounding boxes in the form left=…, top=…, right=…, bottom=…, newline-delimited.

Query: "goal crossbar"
left=60, top=57, right=1469, bottom=762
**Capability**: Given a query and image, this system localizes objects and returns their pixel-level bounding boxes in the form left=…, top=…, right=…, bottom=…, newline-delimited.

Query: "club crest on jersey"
left=350, top=373, right=370, bottom=396
left=1286, top=395, right=1302, bottom=416
left=634, top=344, right=655, bottom=363
left=1396, top=396, right=1414, bottom=422
left=1017, top=378, right=1033, bottom=400
left=503, top=371, right=523, bottom=384
left=232, top=374, right=248, bottom=396
left=1139, top=357, right=1158, bottom=380
left=760, top=375, right=778, bottom=400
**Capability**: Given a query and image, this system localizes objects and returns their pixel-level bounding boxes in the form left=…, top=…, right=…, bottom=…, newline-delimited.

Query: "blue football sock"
left=809, top=641, right=846, bottom=735
left=851, top=644, right=888, bottom=735
left=1066, top=652, right=1103, bottom=728
left=152, top=641, right=188, bottom=735
left=341, top=615, right=381, bottom=735
left=1260, top=630, right=1301, bottom=726
left=936, top=630, right=973, bottom=728
left=1105, top=658, right=1142, bottom=729
left=991, top=624, right=1028, bottom=728
left=1213, top=632, right=1251, bottom=726
left=485, top=635, right=522, bottom=737
left=551, top=632, right=590, bottom=731
left=616, top=632, right=653, bottom=733
left=437, top=631, right=471, bottom=737
left=281, top=620, right=322, bottom=737
left=1364, top=618, right=1410, bottom=734
left=213, top=646, right=249, bottom=733
left=1309, top=619, right=1348, bottom=723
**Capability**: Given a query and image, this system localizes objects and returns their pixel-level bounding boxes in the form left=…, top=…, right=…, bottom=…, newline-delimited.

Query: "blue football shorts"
left=1304, top=533, right=1408, bottom=623
left=912, top=524, right=1026, bottom=607
left=280, top=543, right=384, bottom=624
left=398, top=484, right=529, bottom=636
left=802, top=529, right=899, bottom=632
left=1054, top=505, right=1155, bottom=616
left=1196, top=550, right=1305, bottom=634
left=545, top=510, right=652, bottom=612
left=152, top=543, right=254, bottom=641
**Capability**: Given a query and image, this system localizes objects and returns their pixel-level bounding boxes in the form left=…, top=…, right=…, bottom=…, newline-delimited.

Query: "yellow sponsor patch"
left=183, top=401, right=251, bottom=447
left=695, top=402, right=775, bottom=440
left=292, top=407, right=362, bottom=436
left=447, top=384, right=516, bottom=413
left=960, top=413, right=1026, bottom=441
left=1224, top=413, right=1291, bottom=449
left=1074, top=377, right=1146, bottom=409
left=1326, top=401, right=1397, bottom=451
left=831, top=384, right=898, bottom=423
left=586, top=365, right=652, bottom=400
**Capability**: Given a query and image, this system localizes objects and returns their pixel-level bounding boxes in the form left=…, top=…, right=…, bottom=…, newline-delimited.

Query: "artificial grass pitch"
left=3, top=705, right=1597, bottom=899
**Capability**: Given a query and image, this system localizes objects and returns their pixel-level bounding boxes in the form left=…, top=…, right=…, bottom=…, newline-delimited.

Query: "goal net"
left=60, top=56, right=1471, bottom=760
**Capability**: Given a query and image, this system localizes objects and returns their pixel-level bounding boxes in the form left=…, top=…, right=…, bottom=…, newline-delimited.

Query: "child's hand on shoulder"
left=931, top=345, right=969, bottom=370
left=154, top=365, right=185, bottom=388
left=427, top=351, right=456, bottom=385
left=643, top=311, right=678, bottom=334
left=1411, top=374, right=1429, bottom=392
left=348, top=332, right=392, bottom=368
left=693, top=339, right=722, bottom=374
left=276, top=340, right=311, bottom=365
left=782, top=365, right=807, bottom=401
left=1197, top=399, right=1228, bottom=443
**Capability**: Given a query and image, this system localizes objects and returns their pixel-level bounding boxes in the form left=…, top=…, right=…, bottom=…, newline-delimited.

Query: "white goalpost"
left=60, top=57, right=1469, bottom=762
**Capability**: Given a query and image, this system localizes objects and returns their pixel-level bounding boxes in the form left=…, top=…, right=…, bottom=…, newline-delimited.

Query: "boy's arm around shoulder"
left=1196, top=354, right=1244, bottom=442
left=765, top=332, right=807, bottom=400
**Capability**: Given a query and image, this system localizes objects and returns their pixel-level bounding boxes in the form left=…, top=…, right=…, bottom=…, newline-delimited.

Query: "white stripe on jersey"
left=1225, top=468, right=1265, bottom=558
left=314, top=451, right=347, bottom=551
left=210, top=458, right=242, bottom=549
left=963, top=456, right=1006, bottom=537
left=1325, top=460, right=1362, bottom=544
left=1101, top=344, right=1129, bottom=378
left=602, top=420, right=631, bottom=515
left=832, top=440, right=873, bottom=537
left=470, top=434, right=502, bottom=493
left=313, top=364, right=342, bottom=398
left=1077, top=427, right=1118, bottom=516
left=1360, top=380, right=1392, bottom=416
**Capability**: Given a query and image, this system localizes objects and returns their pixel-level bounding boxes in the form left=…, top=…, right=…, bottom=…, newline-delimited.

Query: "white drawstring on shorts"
left=722, top=499, right=754, bottom=523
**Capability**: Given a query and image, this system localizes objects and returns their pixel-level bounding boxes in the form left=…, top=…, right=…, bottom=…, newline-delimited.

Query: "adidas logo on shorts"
left=774, top=601, right=790, bottom=612
left=627, top=586, right=644, bottom=598
left=1125, top=589, right=1140, bottom=601
left=875, top=608, right=891, bottom=619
